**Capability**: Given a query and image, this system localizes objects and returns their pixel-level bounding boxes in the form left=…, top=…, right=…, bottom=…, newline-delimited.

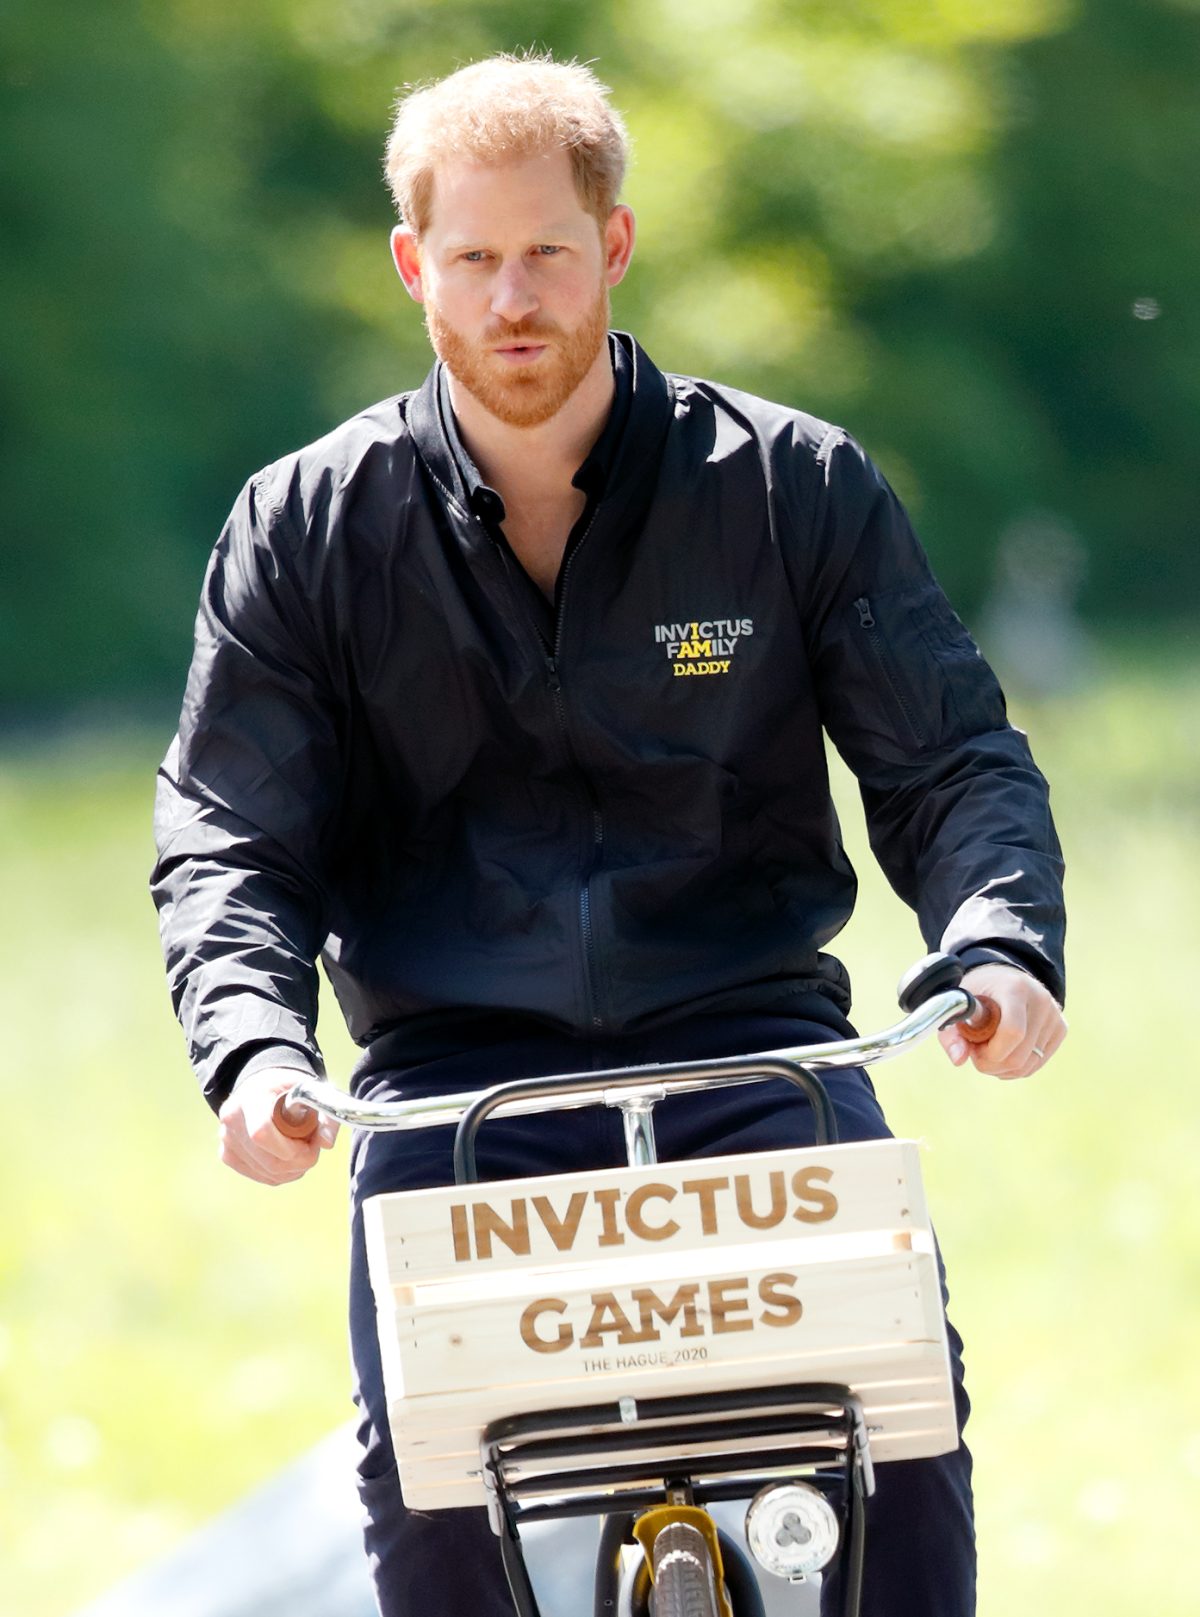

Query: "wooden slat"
left=390, top=1348, right=958, bottom=1509
left=367, top=1140, right=928, bottom=1286
left=379, top=1249, right=937, bottom=1399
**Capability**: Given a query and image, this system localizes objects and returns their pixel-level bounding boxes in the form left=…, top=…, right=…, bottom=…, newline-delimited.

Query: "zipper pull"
left=854, top=596, right=875, bottom=629
left=546, top=655, right=562, bottom=692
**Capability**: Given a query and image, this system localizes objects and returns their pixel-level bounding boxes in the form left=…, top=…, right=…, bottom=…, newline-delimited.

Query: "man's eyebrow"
left=440, top=223, right=585, bottom=253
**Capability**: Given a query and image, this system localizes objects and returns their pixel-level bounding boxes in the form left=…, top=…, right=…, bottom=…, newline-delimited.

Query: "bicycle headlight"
left=745, top=1482, right=840, bottom=1579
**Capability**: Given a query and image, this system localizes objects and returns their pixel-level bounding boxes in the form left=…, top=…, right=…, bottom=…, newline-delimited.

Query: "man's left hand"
left=939, top=963, right=1067, bottom=1078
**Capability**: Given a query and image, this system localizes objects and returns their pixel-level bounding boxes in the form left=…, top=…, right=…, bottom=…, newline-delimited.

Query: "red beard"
left=426, top=284, right=610, bottom=428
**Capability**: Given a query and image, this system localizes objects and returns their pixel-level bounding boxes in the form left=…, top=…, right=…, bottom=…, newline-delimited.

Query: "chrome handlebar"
left=278, top=985, right=982, bottom=1138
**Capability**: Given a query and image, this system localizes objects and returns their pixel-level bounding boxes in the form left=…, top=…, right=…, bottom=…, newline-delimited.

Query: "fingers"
left=1006, top=1012, right=1068, bottom=1077
left=218, top=1120, right=321, bottom=1185
left=970, top=989, right=1030, bottom=1076
left=943, top=965, right=1067, bottom=1081
left=938, top=1024, right=972, bottom=1068
left=975, top=1009, right=1056, bottom=1079
left=217, top=1067, right=336, bottom=1186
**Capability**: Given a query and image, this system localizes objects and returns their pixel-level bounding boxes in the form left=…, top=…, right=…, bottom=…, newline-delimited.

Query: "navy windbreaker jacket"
left=151, top=334, right=1065, bottom=1110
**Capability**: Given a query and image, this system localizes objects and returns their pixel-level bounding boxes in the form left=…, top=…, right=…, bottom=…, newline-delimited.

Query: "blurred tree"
left=0, top=0, right=1193, bottom=711
left=0, top=0, right=358, bottom=706
left=849, top=0, right=1200, bottom=617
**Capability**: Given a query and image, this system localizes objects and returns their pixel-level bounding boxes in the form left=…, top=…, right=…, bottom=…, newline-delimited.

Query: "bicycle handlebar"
left=272, top=963, right=998, bottom=1143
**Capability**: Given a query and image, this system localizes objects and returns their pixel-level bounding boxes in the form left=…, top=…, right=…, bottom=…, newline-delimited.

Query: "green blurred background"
left=1, top=1, right=1197, bottom=1613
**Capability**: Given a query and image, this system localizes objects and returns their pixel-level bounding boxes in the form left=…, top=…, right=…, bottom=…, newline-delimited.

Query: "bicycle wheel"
left=650, top=1521, right=723, bottom=1617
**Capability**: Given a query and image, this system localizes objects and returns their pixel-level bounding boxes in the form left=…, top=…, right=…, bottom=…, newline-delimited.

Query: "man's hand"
left=217, top=1066, right=339, bottom=1185
left=939, top=963, right=1067, bottom=1079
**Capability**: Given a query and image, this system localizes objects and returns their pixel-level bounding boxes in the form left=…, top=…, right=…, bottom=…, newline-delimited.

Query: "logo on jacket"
left=654, top=617, right=754, bottom=677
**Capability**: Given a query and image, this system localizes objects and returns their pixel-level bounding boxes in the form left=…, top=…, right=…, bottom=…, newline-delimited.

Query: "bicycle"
left=274, top=951, right=997, bottom=1617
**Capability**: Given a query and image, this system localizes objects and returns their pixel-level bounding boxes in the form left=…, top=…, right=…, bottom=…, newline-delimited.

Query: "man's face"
left=392, top=151, right=631, bottom=429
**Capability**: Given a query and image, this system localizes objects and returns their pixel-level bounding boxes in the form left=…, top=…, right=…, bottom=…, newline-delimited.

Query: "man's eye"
left=535, top=245, right=563, bottom=256
left=461, top=250, right=488, bottom=263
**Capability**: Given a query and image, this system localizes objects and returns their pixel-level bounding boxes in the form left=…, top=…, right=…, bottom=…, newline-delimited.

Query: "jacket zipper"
left=484, top=512, right=607, bottom=1032
left=854, top=595, right=927, bottom=749
left=548, top=514, right=607, bottom=1032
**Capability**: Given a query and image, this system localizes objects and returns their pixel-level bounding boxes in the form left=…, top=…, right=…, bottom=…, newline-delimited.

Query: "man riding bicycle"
left=151, top=52, right=1066, bottom=1617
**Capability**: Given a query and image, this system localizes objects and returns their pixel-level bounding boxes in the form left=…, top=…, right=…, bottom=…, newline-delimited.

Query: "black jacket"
left=151, top=334, right=1065, bottom=1110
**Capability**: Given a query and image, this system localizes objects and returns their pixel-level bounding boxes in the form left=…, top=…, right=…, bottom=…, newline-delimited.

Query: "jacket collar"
left=404, top=331, right=673, bottom=520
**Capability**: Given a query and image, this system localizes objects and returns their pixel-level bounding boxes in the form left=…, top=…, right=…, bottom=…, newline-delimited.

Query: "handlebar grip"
left=959, top=994, right=1000, bottom=1045
left=272, top=1093, right=320, bottom=1140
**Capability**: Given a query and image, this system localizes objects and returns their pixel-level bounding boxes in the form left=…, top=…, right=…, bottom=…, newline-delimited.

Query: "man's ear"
left=603, top=205, right=636, bottom=289
left=390, top=226, right=424, bottom=303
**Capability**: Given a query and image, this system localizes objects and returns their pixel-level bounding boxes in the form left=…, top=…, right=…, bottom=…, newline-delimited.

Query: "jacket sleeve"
left=151, top=474, right=341, bottom=1111
left=801, top=429, right=1066, bottom=1003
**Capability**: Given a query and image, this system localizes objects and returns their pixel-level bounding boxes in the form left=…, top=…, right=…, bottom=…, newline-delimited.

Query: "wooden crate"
left=364, top=1138, right=956, bottom=1510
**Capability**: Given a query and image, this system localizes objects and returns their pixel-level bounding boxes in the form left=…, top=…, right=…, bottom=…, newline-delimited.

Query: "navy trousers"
left=347, top=1010, right=976, bottom=1617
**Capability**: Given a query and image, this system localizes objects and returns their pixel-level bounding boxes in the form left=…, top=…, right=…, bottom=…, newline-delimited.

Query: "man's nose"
left=490, top=259, right=539, bottom=324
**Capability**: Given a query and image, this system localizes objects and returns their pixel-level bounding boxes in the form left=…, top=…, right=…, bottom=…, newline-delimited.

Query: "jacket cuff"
left=206, top=1041, right=323, bottom=1113
left=954, top=944, right=1065, bottom=1007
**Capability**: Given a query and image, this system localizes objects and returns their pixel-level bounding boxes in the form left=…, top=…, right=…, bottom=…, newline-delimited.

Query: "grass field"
left=1, top=648, right=1197, bottom=1616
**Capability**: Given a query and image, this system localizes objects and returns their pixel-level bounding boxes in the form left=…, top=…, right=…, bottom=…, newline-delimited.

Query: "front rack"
left=481, top=1382, right=874, bottom=1617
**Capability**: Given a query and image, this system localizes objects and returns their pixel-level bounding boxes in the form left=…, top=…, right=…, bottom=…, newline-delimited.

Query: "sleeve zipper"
left=853, top=595, right=927, bottom=748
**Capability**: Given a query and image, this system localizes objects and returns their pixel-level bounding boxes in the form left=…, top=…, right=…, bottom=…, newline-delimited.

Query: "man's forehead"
left=425, top=149, right=593, bottom=235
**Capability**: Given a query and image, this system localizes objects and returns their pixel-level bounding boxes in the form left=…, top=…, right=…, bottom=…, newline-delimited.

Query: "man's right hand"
left=217, top=1067, right=339, bottom=1185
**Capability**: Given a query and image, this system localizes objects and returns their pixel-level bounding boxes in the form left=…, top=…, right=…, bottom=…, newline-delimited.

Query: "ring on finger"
left=1032, top=1044, right=1046, bottom=1059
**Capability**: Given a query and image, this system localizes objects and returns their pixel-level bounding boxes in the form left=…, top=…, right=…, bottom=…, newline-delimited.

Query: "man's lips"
left=492, top=341, right=549, bottom=365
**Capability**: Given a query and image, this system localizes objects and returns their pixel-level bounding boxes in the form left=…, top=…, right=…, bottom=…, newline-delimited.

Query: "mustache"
left=483, top=317, right=561, bottom=344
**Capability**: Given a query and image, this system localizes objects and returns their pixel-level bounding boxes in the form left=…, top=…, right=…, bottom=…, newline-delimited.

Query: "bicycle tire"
left=650, top=1522, right=723, bottom=1617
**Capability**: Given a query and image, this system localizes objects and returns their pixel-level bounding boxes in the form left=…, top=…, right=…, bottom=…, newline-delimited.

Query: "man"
left=152, top=53, right=1066, bottom=1617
